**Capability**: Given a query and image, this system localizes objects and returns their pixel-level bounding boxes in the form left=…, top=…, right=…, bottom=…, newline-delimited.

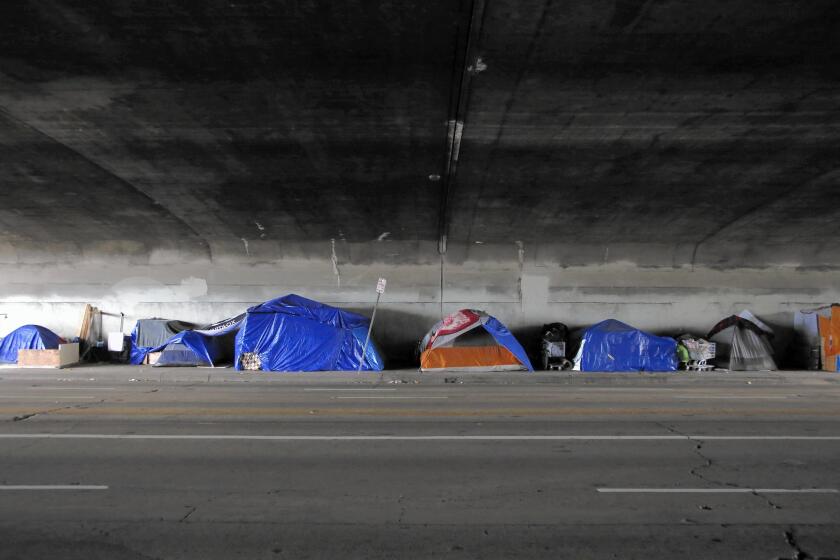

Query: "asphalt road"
left=0, top=366, right=838, bottom=559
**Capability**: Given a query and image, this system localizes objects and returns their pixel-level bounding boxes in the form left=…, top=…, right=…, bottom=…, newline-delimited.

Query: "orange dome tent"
left=419, top=309, right=533, bottom=372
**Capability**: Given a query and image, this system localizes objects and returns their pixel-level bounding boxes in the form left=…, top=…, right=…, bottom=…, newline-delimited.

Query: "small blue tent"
left=149, top=330, right=232, bottom=367
left=129, top=319, right=198, bottom=365
left=574, top=319, right=677, bottom=372
left=234, top=294, right=385, bottom=371
left=0, top=325, right=63, bottom=364
left=140, top=315, right=244, bottom=367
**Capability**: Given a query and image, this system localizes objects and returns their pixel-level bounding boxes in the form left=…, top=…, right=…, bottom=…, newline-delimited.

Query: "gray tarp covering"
left=134, top=319, right=195, bottom=348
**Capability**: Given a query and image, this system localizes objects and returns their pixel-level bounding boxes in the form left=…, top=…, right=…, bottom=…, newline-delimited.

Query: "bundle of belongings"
left=707, top=310, right=776, bottom=371
left=793, top=304, right=840, bottom=372
left=129, top=295, right=384, bottom=371
left=419, top=309, right=533, bottom=372
left=540, top=322, right=571, bottom=370
left=572, top=319, right=677, bottom=372
left=675, top=334, right=716, bottom=371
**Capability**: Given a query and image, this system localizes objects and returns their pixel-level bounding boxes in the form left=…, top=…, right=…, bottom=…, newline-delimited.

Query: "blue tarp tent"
left=142, top=315, right=244, bottom=367
left=0, top=325, right=63, bottom=364
left=574, top=319, right=677, bottom=372
left=129, top=319, right=198, bottom=365
left=234, top=294, right=385, bottom=371
left=149, top=330, right=230, bottom=367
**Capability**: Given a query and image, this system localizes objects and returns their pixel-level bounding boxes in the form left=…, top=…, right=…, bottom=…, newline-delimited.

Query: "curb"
left=0, top=365, right=837, bottom=387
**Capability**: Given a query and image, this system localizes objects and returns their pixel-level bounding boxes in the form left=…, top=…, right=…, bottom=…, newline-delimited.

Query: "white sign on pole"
left=359, top=278, right=386, bottom=373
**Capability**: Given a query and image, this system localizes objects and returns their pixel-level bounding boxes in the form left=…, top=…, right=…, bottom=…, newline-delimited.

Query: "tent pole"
left=358, top=292, right=381, bottom=373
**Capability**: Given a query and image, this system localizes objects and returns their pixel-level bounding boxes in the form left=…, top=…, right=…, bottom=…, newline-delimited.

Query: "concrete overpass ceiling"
left=0, top=0, right=463, bottom=248
left=449, top=0, right=840, bottom=254
left=0, top=110, right=206, bottom=255
left=0, top=0, right=838, bottom=266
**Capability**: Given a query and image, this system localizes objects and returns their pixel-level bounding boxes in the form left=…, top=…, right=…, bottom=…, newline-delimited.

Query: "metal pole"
left=357, top=292, right=381, bottom=373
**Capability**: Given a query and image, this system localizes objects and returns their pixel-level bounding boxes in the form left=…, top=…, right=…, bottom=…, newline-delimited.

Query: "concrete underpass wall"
left=1, top=241, right=838, bottom=367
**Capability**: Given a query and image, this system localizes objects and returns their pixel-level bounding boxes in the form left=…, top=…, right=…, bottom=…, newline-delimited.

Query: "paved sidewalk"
left=0, top=363, right=836, bottom=387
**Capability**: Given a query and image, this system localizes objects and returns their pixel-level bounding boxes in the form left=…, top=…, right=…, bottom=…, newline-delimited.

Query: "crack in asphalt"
left=13, top=406, right=72, bottom=422
left=754, top=490, right=783, bottom=510
left=658, top=422, right=785, bottom=510
left=10, top=399, right=107, bottom=423
left=179, top=506, right=197, bottom=523
left=689, top=441, right=741, bottom=489
left=397, top=494, right=406, bottom=525
left=659, top=422, right=742, bottom=485
left=782, top=529, right=812, bottom=560
left=656, top=423, right=726, bottom=484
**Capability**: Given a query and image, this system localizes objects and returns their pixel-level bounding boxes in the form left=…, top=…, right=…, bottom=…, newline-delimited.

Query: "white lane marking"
left=597, top=488, right=838, bottom=493
left=30, top=388, right=116, bottom=391
left=0, top=485, right=108, bottom=490
left=683, top=436, right=840, bottom=440
left=303, top=388, right=397, bottom=392
left=334, top=396, right=448, bottom=400
left=0, top=396, right=96, bottom=399
left=564, top=388, right=678, bottom=392
left=0, top=434, right=838, bottom=441
left=674, top=395, right=791, bottom=399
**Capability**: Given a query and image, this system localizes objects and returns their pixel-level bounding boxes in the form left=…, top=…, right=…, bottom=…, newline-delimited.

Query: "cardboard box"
left=146, top=351, right=162, bottom=366
left=16, top=343, right=79, bottom=369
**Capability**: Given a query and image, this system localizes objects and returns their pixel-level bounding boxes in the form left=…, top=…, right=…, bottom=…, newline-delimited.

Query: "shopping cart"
left=681, top=339, right=716, bottom=371
left=540, top=323, right=572, bottom=370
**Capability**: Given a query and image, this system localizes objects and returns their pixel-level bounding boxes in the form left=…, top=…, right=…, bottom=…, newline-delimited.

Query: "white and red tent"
left=419, top=309, right=533, bottom=372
